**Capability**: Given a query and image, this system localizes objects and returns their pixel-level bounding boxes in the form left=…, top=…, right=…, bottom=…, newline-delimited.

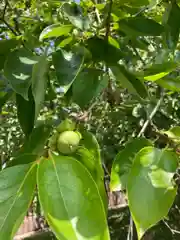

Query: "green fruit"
left=57, top=130, right=81, bottom=154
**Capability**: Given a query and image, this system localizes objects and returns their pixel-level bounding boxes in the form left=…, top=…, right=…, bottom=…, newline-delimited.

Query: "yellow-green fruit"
left=57, top=131, right=81, bottom=154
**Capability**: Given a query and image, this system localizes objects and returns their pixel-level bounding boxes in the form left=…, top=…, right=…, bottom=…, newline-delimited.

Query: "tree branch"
left=105, top=0, right=113, bottom=41
left=2, top=0, right=8, bottom=19
left=1, top=18, right=18, bottom=36
left=0, top=0, right=19, bottom=36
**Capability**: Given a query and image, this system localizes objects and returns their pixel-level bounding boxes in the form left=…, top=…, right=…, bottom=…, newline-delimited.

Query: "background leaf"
left=0, top=38, right=21, bottom=70
left=142, top=62, right=178, bottom=81
left=87, top=37, right=124, bottom=64
left=119, top=16, right=164, bottom=36
left=72, top=69, right=108, bottom=108
left=39, top=24, right=72, bottom=41
left=15, top=124, right=52, bottom=157
left=7, top=154, right=38, bottom=168
left=32, top=55, right=48, bottom=121
left=111, top=65, right=148, bottom=98
left=164, top=2, right=180, bottom=50
left=52, top=50, right=83, bottom=94
left=37, top=153, right=110, bottom=240
left=164, top=126, right=180, bottom=143
left=4, top=48, right=38, bottom=100
left=16, top=88, right=35, bottom=137
left=110, top=138, right=152, bottom=191
left=128, top=147, right=178, bottom=239
left=63, top=3, right=90, bottom=30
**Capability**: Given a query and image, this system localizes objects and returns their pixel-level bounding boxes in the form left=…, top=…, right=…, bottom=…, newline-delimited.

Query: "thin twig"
left=127, top=93, right=163, bottom=240
left=137, top=94, right=163, bottom=138
left=0, top=0, right=18, bottom=36
left=132, top=46, right=146, bottom=65
left=93, top=0, right=101, bottom=25
left=1, top=18, right=18, bottom=36
left=105, top=0, right=113, bottom=41
left=127, top=216, right=133, bottom=240
left=2, top=0, right=8, bottom=19
left=163, top=220, right=180, bottom=235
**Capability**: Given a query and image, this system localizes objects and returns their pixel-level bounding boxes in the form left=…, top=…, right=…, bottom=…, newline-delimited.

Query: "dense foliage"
left=1, top=0, right=180, bottom=239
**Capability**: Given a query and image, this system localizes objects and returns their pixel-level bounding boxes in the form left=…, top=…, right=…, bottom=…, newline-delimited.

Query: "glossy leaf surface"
left=128, top=147, right=178, bottom=239
left=52, top=50, right=83, bottom=94
left=4, top=49, right=38, bottom=100
left=0, top=163, right=37, bottom=240
left=39, top=24, right=72, bottom=41
left=37, top=153, right=110, bottom=240
left=110, top=138, right=152, bottom=191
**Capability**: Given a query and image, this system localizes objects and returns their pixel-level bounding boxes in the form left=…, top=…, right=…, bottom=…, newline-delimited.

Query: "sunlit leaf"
left=0, top=163, right=37, bottom=240
left=157, top=77, right=180, bottom=91
left=4, top=48, right=38, bottom=100
left=128, top=147, right=178, bottom=239
left=110, top=138, right=152, bottom=191
left=39, top=24, right=72, bottom=41
left=52, top=50, right=83, bottom=94
left=63, top=3, right=90, bottom=30
left=142, top=62, right=178, bottom=81
left=164, top=126, right=180, bottom=143
left=37, top=153, right=110, bottom=240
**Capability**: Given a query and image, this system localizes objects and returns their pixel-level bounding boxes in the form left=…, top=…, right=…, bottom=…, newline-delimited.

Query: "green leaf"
left=80, top=130, right=103, bottom=175
left=52, top=50, right=83, bottom=94
left=164, top=126, right=180, bottom=143
left=0, top=38, right=21, bottom=55
left=4, top=48, right=38, bottom=100
left=39, top=24, right=72, bottom=41
left=119, top=16, right=164, bottom=36
left=117, top=0, right=149, bottom=7
left=164, top=2, right=180, bottom=49
left=7, top=154, right=38, bottom=168
left=157, top=77, right=180, bottom=91
left=16, top=88, right=35, bottom=137
left=73, top=129, right=108, bottom=211
left=87, top=37, right=124, bottom=64
left=128, top=147, right=178, bottom=239
left=141, top=62, right=178, bottom=81
left=110, top=65, right=148, bottom=98
left=73, top=147, right=108, bottom=212
left=37, top=153, right=110, bottom=240
left=0, top=90, right=13, bottom=111
left=57, top=36, right=73, bottom=48
left=0, top=163, right=37, bottom=240
left=0, top=38, right=21, bottom=70
left=110, top=138, right=152, bottom=191
left=108, top=36, right=120, bottom=49
left=32, top=55, right=48, bottom=121
left=63, top=3, right=90, bottom=30
left=72, top=69, right=108, bottom=108
left=15, top=124, right=52, bottom=157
